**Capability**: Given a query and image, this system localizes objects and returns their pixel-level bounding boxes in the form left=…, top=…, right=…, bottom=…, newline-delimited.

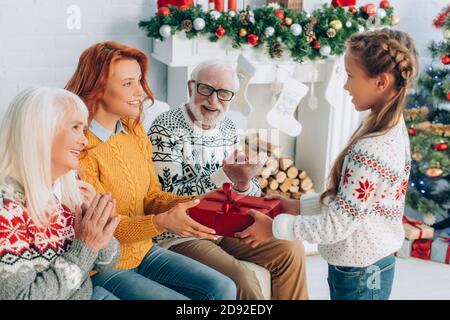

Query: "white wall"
left=0, top=0, right=447, bottom=120
left=0, top=0, right=167, bottom=120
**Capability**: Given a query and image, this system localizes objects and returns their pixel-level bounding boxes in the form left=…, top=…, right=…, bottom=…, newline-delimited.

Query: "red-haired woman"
left=65, top=42, right=236, bottom=300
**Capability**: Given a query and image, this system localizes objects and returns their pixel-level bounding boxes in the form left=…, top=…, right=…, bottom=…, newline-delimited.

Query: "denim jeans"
left=91, top=286, right=120, bottom=300
left=92, top=244, right=237, bottom=300
left=327, top=254, right=396, bottom=300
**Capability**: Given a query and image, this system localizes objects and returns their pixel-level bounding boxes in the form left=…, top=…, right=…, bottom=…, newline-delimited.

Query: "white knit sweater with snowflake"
left=273, top=119, right=411, bottom=267
left=148, top=104, right=261, bottom=248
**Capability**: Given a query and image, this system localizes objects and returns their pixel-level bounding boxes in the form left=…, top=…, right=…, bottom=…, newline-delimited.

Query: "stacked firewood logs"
left=243, top=134, right=315, bottom=199
left=258, top=157, right=315, bottom=199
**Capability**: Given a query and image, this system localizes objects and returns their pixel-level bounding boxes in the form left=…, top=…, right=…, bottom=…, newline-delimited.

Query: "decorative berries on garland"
left=216, top=26, right=226, bottom=38
left=274, top=10, right=285, bottom=20
left=380, top=0, right=390, bottom=9
left=248, top=34, right=259, bottom=46
left=312, top=39, right=320, bottom=49
left=349, top=6, right=358, bottom=14
left=363, top=4, right=377, bottom=17
left=239, top=28, right=248, bottom=37
left=157, top=6, right=171, bottom=16
left=284, top=17, right=293, bottom=26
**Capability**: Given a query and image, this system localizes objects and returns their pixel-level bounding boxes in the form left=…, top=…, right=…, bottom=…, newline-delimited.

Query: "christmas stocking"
left=231, top=54, right=257, bottom=116
left=266, top=76, right=309, bottom=137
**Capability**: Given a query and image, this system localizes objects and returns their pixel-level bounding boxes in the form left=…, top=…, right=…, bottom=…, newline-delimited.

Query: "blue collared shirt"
left=89, top=119, right=128, bottom=142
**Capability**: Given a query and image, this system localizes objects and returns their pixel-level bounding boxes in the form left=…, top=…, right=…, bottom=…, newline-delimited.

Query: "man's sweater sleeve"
left=273, top=141, right=385, bottom=244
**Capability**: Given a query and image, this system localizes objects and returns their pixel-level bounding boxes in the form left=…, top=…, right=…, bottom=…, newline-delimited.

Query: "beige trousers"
left=170, top=237, right=308, bottom=300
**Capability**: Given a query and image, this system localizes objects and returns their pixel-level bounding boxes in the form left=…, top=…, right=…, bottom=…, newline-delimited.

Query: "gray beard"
left=188, top=102, right=224, bottom=127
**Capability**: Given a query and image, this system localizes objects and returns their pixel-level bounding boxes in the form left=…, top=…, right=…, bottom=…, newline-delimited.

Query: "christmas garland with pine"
left=139, top=2, right=397, bottom=62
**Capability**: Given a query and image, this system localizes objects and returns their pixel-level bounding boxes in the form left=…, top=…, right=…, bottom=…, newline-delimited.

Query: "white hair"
left=190, top=59, right=240, bottom=92
left=0, top=87, right=89, bottom=227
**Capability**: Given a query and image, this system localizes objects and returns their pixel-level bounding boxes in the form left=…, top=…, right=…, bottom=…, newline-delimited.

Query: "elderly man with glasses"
left=147, top=60, right=308, bottom=300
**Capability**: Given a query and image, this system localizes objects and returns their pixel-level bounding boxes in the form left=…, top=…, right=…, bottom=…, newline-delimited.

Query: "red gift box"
left=188, top=183, right=281, bottom=237
left=410, top=239, right=432, bottom=260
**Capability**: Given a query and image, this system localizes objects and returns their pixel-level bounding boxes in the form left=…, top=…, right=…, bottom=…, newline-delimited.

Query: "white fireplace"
left=151, top=33, right=361, bottom=192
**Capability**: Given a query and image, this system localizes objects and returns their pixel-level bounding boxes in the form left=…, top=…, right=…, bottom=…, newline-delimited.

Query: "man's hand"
left=234, top=209, right=274, bottom=248
left=223, top=149, right=267, bottom=190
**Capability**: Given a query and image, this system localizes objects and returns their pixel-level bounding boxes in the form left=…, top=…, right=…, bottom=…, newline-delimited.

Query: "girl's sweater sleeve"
left=273, top=140, right=389, bottom=244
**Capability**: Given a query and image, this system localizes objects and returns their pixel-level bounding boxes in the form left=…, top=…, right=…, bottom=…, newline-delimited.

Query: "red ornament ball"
left=248, top=34, right=259, bottom=46
left=435, top=142, right=449, bottom=151
left=363, top=4, right=377, bottom=17
left=442, top=55, right=450, bottom=65
left=157, top=6, right=171, bottom=16
left=274, top=10, right=285, bottom=20
left=447, top=91, right=450, bottom=101
left=380, top=0, right=390, bottom=9
left=408, top=128, right=417, bottom=136
left=311, top=18, right=318, bottom=25
left=312, top=40, right=320, bottom=49
left=215, top=26, right=226, bottom=38
left=348, top=6, right=358, bottom=14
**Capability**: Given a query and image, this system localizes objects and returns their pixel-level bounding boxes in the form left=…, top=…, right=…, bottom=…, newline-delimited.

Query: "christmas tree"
left=404, top=5, right=450, bottom=228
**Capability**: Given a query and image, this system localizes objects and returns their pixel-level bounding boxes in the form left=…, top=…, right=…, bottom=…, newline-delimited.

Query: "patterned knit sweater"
left=273, top=119, right=411, bottom=267
left=79, top=118, right=192, bottom=270
left=148, top=105, right=260, bottom=248
left=0, top=177, right=120, bottom=300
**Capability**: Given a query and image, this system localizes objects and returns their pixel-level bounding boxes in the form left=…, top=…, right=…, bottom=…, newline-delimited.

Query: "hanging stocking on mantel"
left=230, top=54, right=257, bottom=116
left=266, top=72, right=309, bottom=137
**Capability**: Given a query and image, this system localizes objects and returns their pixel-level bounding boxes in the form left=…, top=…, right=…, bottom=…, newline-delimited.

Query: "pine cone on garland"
left=182, top=20, right=193, bottom=32
left=305, top=24, right=316, bottom=43
left=239, top=11, right=250, bottom=25
left=270, top=42, right=283, bottom=58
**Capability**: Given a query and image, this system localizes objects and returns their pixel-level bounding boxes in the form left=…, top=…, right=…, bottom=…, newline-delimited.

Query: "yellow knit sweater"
left=79, top=119, right=192, bottom=270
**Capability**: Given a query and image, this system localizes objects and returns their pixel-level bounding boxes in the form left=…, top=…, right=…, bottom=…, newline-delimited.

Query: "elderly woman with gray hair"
left=0, top=87, right=120, bottom=300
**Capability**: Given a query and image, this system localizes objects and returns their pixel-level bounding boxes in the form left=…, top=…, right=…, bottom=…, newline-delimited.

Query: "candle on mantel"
left=228, top=0, right=237, bottom=11
left=215, top=0, right=224, bottom=11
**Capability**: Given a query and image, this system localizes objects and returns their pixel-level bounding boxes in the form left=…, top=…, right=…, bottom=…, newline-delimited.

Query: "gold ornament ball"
left=239, top=28, right=248, bottom=37
left=330, top=20, right=343, bottom=30
left=444, top=29, right=450, bottom=39
left=327, top=28, right=337, bottom=38
left=284, top=17, right=293, bottom=26
left=390, top=15, right=400, bottom=25
left=412, top=152, right=423, bottom=162
left=426, top=167, right=443, bottom=178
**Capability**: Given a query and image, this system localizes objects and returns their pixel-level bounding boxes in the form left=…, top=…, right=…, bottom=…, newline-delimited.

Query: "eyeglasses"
left=192, top=81, right=235, bottom=102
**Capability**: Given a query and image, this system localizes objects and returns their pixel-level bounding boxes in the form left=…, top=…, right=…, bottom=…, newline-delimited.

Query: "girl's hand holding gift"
left=264, top=194, right=300, bottom=216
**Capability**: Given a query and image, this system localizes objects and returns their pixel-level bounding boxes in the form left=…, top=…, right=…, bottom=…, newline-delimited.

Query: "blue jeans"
left=327, top=254, right=396, bottom=300
left=92, top=244, right=237, bottom=300
left=91, top=286, right=120, bottom=300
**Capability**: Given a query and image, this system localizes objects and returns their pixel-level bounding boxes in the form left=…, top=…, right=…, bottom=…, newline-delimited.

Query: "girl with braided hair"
left=236, top=29, right=418, bottom=300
